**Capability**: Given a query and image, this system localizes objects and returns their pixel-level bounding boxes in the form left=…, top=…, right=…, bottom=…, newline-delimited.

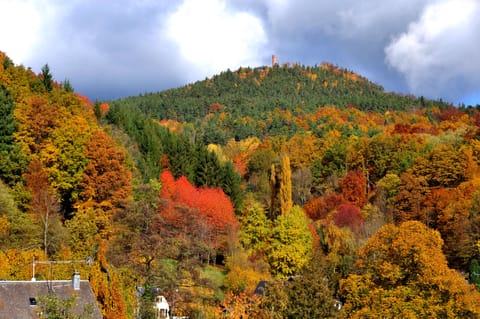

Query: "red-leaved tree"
left=333, top=203, right=364, bottom=232
left=303, top=194, right=347, bottom=221
left=159, top=170, right=238, bottom=262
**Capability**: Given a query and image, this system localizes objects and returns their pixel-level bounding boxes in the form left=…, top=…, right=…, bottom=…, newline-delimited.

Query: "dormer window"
left=29, top=297, right=37, bottom=306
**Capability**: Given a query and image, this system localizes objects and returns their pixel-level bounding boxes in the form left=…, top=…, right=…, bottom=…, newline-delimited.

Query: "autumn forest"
left=1, top=51, right=480, bottom=318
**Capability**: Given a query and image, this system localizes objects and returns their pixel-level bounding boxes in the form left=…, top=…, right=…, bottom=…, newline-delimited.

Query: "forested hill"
left=3, top=50, right=480, bottom=318
left=110, top=63, right=452, bottom=143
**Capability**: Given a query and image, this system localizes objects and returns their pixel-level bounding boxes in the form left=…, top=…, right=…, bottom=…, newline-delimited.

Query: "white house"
left=155, top=295, right=170, bottom=319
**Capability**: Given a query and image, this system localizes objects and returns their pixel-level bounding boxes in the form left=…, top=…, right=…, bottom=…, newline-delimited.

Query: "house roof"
left=253, top=280, right=268, bottom=295
left=0, top=280, right=102, bottom=319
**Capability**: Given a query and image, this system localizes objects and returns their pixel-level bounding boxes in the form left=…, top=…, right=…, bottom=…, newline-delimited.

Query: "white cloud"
left=166, top=0, right=268, bottom=79
left=0, top=0, right=44, bottom=63
left=385, top=0, right=480, bottom=101
left=0, top=0, right=72, bottom=69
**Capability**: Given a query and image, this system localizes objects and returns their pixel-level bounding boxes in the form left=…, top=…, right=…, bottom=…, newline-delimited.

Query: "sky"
left=1, top=0, right=479, bottom=106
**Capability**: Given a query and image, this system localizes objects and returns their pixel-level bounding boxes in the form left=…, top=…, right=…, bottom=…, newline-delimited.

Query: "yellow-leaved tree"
left=279, top=155, right=292, bottom=215
left=267, top=205, right=312, bottom=278
left=340, top=221, right=480, bottom=318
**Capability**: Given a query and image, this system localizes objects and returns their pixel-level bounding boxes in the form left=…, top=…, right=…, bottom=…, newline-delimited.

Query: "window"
left=29, top=297, right=37, bottom=306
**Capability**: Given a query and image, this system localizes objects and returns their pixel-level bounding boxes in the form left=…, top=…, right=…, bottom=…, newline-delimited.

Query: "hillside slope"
left=2, top=51, right=480, bottom=318
left=110, top=63, right=451, bottom=143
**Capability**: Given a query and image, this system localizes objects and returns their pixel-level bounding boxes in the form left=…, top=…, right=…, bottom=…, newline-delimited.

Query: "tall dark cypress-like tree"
left=0, top=86, right=15, bottom=149
left=164, top=134, right=194, bottom=181
left=0, top=86, right=27, bottom=185
left=94, top=100, right=102, bottom=120
left=62, top=78, right=74, bottom=92
left=193, top=143, right=221, bottom=187
left=470, top=259, right=480, bottom=291
left=220, top=160, right=243, bottom=213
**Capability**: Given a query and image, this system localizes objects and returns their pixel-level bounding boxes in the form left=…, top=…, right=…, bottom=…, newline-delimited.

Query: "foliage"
left=39, top=116, right=91, bottom=214
left=340, top=221, right=480, bottom=318
left=304, top=194, right=347, bottom=221
left=24, top=157, right=61, bottom=257
left=412, top=144, right=469, bottom=187
left=256, top=254, right=340, bottom=319
left=333, top=203, right=364, bottom=232
left=470, top=259, right=480, bottom=291
left=0, top=248, right=44, bottom=280
left=391, top=172, right=431, bottom=224
left=105, top=103, right=243, bottom=210
left=4, top=49, right=480, bottom=317
left=218, top=291, right=262, bottom=319
left=77, top=129, right=132, bottom=236
left=279, top=155, right=293, bottom=215
left=0, top=51, right=135, bottom=317
left=159, top=169, right=239, bottom=261
left=223, top=248, right=270, bottom=293
left=108, top=179, right=163, bottom=277
left=40, top=64, right=53, bottom=92
left=240, top=203, right=271, bottom=254
left=37, top=293, right=95, bottom=319
left=340, top=168, right=367, bottom=207
left=111, top=63, right=450, bottom=142
left=267, top=206, right=312, bottom=278
left=0, top=85, right=27, bottom=185
left=317, top=222, right=357, bottom=279
left=0, top=180, right=38, bottom=249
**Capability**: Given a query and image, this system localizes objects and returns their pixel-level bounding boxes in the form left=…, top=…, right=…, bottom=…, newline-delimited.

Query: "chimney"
left=272, top=54, right=278, bottom=67
left=72, top=271, right=80, bottom=290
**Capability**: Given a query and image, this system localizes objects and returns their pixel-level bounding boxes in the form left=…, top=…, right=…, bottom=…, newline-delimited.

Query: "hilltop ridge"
left=110, top=61, right=451, bottom=143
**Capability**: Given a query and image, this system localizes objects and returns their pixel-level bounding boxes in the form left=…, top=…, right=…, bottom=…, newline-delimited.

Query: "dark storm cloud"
left=239, top=0, right=480, bottom=105
left=225, top=0, right=424, bottom=95
left=243, top=0, right=425, bottom=93
left=27, top=1, right=189, bottom=100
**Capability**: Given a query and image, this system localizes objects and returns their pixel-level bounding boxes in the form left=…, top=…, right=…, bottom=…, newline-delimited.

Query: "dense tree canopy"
left=3, top=49, right=480, bottom=317
left=340, top=221, right=480, bottom=318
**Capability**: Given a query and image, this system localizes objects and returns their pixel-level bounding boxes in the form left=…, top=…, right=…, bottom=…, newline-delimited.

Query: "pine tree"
left=220, top=160, right=243, bottom=212
left=62, top=78, right=74, bottom=92
left=41, top=64, right=53, bottom=92
left=470, top=259, right=480, bottom=290
left=0, top=86, right=27, bottom=185
left=0, top=86, right=15, bottom=150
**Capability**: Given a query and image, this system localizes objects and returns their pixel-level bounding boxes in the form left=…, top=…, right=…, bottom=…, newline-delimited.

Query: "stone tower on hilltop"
left=272, top=54, right=278, bottom=67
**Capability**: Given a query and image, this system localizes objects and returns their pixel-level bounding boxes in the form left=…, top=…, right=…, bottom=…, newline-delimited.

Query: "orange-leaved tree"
left=24, top=157, right=62, bottom=257
left=14, top=94, right=63, bottom=154
left=391, top=172, right=431, bottom=224
left=304, top=193, right=347, bottom=221
left=77, top=129, right=132, bottom=238
left=340, top=168, right=367, bottom=207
